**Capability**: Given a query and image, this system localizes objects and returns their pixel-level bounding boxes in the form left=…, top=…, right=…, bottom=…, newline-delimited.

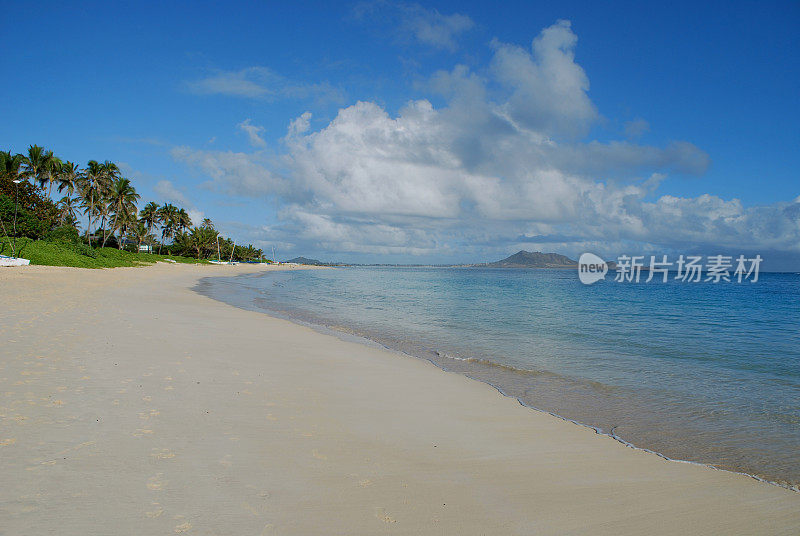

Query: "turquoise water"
left=200, top=267, right=800, bottom=487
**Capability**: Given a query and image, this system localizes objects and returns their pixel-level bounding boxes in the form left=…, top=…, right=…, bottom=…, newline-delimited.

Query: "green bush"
left=73, top=242, right=97, bottom=258
left=0, top=194, right=50, bottom=239
left=43, top=225, right=80, bottom=244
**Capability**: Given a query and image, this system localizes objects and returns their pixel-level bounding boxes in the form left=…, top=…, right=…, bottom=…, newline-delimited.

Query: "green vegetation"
left=1, top=145, right=267, bottom=268
left=1, top=237, right=205, bottom=268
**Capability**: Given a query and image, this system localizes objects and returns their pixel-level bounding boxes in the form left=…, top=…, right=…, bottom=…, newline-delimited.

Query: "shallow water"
left=198, top=267, right=800, bottom=487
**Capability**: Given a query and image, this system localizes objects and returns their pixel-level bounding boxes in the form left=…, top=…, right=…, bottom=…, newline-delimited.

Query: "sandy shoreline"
left=1, top=263, right=798, bottom=535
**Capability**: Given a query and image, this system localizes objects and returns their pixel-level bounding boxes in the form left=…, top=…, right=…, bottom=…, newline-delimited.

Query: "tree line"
left=0, top=145, right=263, bottom=261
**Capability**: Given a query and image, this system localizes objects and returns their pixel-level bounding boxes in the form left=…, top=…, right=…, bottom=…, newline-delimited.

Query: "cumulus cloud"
left=491, top=20, right=598, bottom=138
left=172, top=21, right=800, bottom=262
left=238, top=119, right=267, bottom=147
left=186, top=66, right=344, bottom=104
left=187, top=209, right=205, bottom=227
left=154, top=180, right=191, bottom=207
left=353, top=1, right=474, bottom=51
left=171, top=146, right=287, bottom=197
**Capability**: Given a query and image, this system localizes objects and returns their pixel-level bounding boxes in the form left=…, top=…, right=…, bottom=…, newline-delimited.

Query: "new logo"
left=578, top=253, right=608, bottom=285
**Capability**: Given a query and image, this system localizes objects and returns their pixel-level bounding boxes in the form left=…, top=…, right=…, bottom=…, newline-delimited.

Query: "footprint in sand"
left=174, top=521, right=192, bottom=533
left=374, top=507, right=397, bottom=524
left=138, top=409, right=160, bottom=421
left=242, top=501, right=261, bottom=516
left=147, top=473, right=167, bottom=491
left=151, top=448, right=175, bottom=460
left=145, top=502, right=164, bottom=518
left=312, top=450, right=327, bottom=460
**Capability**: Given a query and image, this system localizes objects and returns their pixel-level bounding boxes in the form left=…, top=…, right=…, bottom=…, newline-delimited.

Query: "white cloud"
left=353, top=1, right=474, bottom=51
left=238, top=118, right=267, bottom=147
left=490, top=20, right=598, bottom=138
left=398, top=4, right=474, bottom=51
left=154, top=180, right=191, bottom=207
left=171, top=146, right=287, bottom=197
left=187, top=209, right=205, bottom=227
left=286, top=111, right=312, bottom=138
left=172, top=21, right=800, bottom=262
left=186, top=66, right=344, bottom=104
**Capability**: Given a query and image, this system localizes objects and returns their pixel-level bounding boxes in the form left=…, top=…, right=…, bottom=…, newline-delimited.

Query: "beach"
left=1, top=263, right=798, bottom=535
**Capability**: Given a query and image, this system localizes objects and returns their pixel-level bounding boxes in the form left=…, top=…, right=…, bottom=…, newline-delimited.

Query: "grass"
left=1, top=237, right=208, bottom=268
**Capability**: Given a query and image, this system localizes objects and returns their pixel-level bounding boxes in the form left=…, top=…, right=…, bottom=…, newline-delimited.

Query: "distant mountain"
left=286, top=256, right=323, bottom=265
left=485, top=250, right=578, bottom=268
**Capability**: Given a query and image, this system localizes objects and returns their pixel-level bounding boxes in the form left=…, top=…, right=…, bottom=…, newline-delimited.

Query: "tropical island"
left=1, top=145, right=265, bottom=267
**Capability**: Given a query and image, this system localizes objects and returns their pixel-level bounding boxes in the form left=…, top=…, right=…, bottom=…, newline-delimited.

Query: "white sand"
left=0, top=263, right=797, bottom=535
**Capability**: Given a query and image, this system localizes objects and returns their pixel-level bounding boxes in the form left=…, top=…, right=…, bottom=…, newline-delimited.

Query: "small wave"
left=434, top=350, right=547, bottom=376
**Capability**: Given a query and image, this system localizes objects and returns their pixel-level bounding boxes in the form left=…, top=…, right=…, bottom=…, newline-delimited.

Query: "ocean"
left=198, top=266, right=800, bottom=488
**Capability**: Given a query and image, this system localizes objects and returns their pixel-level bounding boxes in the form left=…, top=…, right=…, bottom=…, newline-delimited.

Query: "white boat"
left=0, top=255, right=30, bottom=267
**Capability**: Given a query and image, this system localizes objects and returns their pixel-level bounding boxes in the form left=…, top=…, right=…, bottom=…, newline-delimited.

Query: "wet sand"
left=0, top=263, right=797, bottom=535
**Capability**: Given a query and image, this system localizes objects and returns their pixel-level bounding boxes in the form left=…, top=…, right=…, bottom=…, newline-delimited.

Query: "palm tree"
left=21, top=145, right=48, bottom=187
left=129, top=220, right=151, bottom=253
left=113, top=207, right=137, bottom=249
left=187, top=225, right=217, bottom=259
left=101, top=160, right=121, bottom=185
left=201, top=217, right=214, bottom=229
left=79, top=160, right=115, bottom=245
left=56, top=161, right=82, bottom=197
left=176, top=208, right=192, bottom=233
left=139, top=201, right=160, bottom=243
left=156, top=203, right=178, bottom=254
left=80, top=160, right=102, bottom=244
left=96, top=202, right=112, bottom=245
left=57, top=195, right=79, bottom=226
left=103, top=177, right=140, bottom=247
left=41, top=151, right=63, bottom=197
left=0, top=150, right=25, bottom=180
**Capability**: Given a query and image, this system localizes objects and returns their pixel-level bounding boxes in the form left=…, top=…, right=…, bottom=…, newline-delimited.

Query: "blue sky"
left=2, top=1, right=799, bottom=266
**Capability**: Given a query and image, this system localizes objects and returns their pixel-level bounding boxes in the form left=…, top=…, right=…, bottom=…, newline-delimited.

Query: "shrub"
left=44, top=225, right=80, bottom=244
left=73, top=242, right=97, bottom=258
left=0, top=194, right=50, bottom=239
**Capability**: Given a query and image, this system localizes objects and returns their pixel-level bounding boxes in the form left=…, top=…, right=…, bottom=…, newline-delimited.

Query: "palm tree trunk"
left=103, top=213, right=118, bottom=248
left=100, top=215, right=107, bottom=246
left=86, top=194, right=94, bottom=245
